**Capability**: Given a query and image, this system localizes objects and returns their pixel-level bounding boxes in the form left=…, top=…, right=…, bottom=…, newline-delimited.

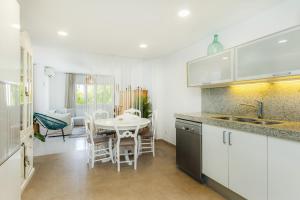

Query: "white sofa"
left=42, top=112, right=73, bottom=136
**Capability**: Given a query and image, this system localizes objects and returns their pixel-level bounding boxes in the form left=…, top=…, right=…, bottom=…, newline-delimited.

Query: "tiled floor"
left=23, top=141, right=225, bottom=200
left=34, top=127, right=86, bottom=156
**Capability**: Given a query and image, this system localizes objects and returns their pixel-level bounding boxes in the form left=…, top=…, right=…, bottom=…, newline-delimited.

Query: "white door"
left=268, top=137, right=300, bottom=200
left=202, top=124, right=229, bottom=186
left=236, top=26, right=300, bottom=81
left=228, top=130, right=267, bottom=200
left=187, top=49, right=234, bottom=86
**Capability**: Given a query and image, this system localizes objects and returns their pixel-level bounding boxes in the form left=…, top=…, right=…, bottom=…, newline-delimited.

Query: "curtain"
left=64, top=73, right=75, bottom=109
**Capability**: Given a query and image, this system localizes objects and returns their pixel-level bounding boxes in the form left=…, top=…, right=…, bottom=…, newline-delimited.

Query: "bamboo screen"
left=115, top=86, right=148, bottom=116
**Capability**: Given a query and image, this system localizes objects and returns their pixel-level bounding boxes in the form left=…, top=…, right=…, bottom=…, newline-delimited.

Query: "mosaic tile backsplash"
left=201, top=81, right=300, bottom=121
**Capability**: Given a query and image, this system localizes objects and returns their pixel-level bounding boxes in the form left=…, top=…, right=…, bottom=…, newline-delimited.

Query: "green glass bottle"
left=207, top=34, right=224, bottom=55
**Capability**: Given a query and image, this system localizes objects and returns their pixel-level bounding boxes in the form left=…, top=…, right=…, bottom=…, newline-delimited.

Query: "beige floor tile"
left=22, top=141, right=224, bottom=200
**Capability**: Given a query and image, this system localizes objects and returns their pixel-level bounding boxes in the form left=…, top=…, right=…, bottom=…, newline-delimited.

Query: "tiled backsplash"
left=201, top=81, right=300, bottom=121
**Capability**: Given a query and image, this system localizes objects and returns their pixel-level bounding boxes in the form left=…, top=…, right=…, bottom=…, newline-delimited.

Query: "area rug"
left=69, top=126, right=87, bottom=138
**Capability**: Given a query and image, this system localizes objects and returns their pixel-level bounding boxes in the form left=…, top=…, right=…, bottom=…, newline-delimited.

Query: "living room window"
left=96, top=84, right=113, bottom=104
left=75, top=84, right=85, bottom=105
left=72, top=74, right=115, bottom=117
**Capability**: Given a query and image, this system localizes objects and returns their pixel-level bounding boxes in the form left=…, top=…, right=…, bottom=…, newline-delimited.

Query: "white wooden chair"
left=85, top=114, right=114, bottom=168
left=114, top=124, right=140, bottom=172
left=124, top=108, right=141, bottom=118
left=92, top=109, right=115, bottom=136
left=138, top=110, right=157, bottom=157
left=93, top=109, right=109, bottom=120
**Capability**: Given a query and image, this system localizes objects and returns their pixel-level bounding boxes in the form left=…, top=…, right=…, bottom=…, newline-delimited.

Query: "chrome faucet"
left=239, top=100, right=264, bottom=119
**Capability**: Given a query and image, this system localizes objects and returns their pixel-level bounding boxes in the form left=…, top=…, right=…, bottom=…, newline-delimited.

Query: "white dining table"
left=94, top=116, right=150, bottom=131
left=94, top=115, right=151, bottom=165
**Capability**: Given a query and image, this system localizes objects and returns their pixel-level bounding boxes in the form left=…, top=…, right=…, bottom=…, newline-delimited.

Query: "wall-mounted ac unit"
left=44, top=66, right=55, bottom=78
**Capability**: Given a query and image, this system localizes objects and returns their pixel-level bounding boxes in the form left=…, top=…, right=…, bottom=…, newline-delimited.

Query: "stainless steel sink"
left=212, top=116, right=232, bottom=120
left=212, top=116, right=283, bottom=125
left=254, top=121, right=282, bottom=125
left=234, top=117, right=259, bottom=123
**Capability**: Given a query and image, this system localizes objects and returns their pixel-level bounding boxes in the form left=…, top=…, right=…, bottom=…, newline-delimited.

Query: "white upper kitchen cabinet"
left=228, top=130, right=267, bottom=200
left=0, top=0, right=20, bottom=83
left=268, top=137, right=300, bottom=200
left=236, top=26, right=300, bottom=81
left=202, top=124, right=229, bottom=187
left=187, top=49, right=234, bottom=86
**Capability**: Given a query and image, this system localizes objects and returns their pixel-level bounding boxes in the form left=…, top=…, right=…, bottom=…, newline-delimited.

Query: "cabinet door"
left=187, top=50, right=233, bottom=86
left=0, top=0, right=20, bottom=83
left=236, top=27, right=300, bottom=81
left=228, top=130, right=267, bottom=200
left=202, top=124, right=229, bottom=186
left=268, top=137, right=300, bottom=200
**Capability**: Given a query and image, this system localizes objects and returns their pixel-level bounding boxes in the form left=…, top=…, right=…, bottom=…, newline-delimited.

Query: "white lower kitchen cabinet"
left=268, top=137, right=300, bottom=200
left=202, top=124, right=268, bottom=200
left=203, top=125, right=229, bottom=187
left=228, top=130, right=267, bottom=200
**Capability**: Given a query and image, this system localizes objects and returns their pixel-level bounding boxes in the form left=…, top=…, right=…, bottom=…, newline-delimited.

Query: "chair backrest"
left=114, top=124, right=140, bottom=144
left=84, top=112, right=91, bottom=133
left=151, top=110, right=157, bottom=138
left=124, top=108, right=141, bottom=118
left=93, top=109, right=109, bottom=121
left=84, top=112, right=94, bottom=145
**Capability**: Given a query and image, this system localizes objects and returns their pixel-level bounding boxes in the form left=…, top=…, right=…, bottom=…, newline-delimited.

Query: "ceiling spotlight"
left=57, top=31, right=68, bottom=36
left=139, top=43, right=148, bottom=49
left=278, top=39, right=288, bottom=44
left=11, top=24, right=20, bottom=30
left=178, top=9, right=190, bottom=18
left=222, top=56, right=229, bottom=60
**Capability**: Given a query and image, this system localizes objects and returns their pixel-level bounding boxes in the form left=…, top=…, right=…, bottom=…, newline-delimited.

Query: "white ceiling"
left=20, top=0, right=284, bottom=59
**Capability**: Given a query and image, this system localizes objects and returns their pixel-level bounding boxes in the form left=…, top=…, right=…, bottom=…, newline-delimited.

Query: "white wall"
left=33, top=46, right=152, bottom=89
left=49, top=72, right=66, bottom=110
left=153, top=0, right=300, bottom=144
left=33, top=47, right=153, bottom=112
left=33, top=65, right=50, bottom=113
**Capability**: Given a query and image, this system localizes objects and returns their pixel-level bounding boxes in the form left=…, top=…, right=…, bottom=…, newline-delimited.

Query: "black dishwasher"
left=176, top=119, right=203, bottom=182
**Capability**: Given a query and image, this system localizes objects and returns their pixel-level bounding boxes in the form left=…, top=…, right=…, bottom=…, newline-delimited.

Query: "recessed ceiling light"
left=278, top=39, right=288, bottom=44
left=11, top=24, right=20, bottom=30
left=57, top=31, right=68, bottom=36
left=139, top=43, right=148, bottom=49
left=178, top=9, right=190, bottom=18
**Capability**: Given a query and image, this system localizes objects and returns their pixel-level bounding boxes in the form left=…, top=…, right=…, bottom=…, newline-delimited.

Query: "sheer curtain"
left=72, top=74, right=114, bottom=117
left=64, top=73, right=75, bottom=109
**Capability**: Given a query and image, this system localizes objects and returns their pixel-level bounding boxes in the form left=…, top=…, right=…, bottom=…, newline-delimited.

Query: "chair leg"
left=109, top=138, right=114, bottom=163
left=86, top=143, right=90, bottom=165
left=152, top=137, right=155, bottom=157
left=61, top=129, right=65, bottom=142
left=138, top=135, right=141, bottom=155
left=134, top=144, right=138, bottom=170
left=117, top=146, right=120, bottom=172
left=91, top=148, right=95, bottom=168
left=45, top=129, right=48, bottom=138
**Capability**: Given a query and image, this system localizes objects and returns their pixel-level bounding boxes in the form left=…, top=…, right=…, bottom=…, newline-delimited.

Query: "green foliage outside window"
left=75, top=84, right=85, bottom=105
left=75, top=84, right=113, bottom=105
left=97, top=85, right=113, bottom=104
left=87, top=85, right=95, bottom=104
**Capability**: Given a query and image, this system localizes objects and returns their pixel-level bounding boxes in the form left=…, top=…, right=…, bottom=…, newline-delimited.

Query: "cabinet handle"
left=228, top=132, right=232, bottom=146
left=222, top=131, right=226, bottom=144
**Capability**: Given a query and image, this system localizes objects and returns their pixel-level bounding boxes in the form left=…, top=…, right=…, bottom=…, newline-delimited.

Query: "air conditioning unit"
left=44, top=66, right=55, bottom=78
